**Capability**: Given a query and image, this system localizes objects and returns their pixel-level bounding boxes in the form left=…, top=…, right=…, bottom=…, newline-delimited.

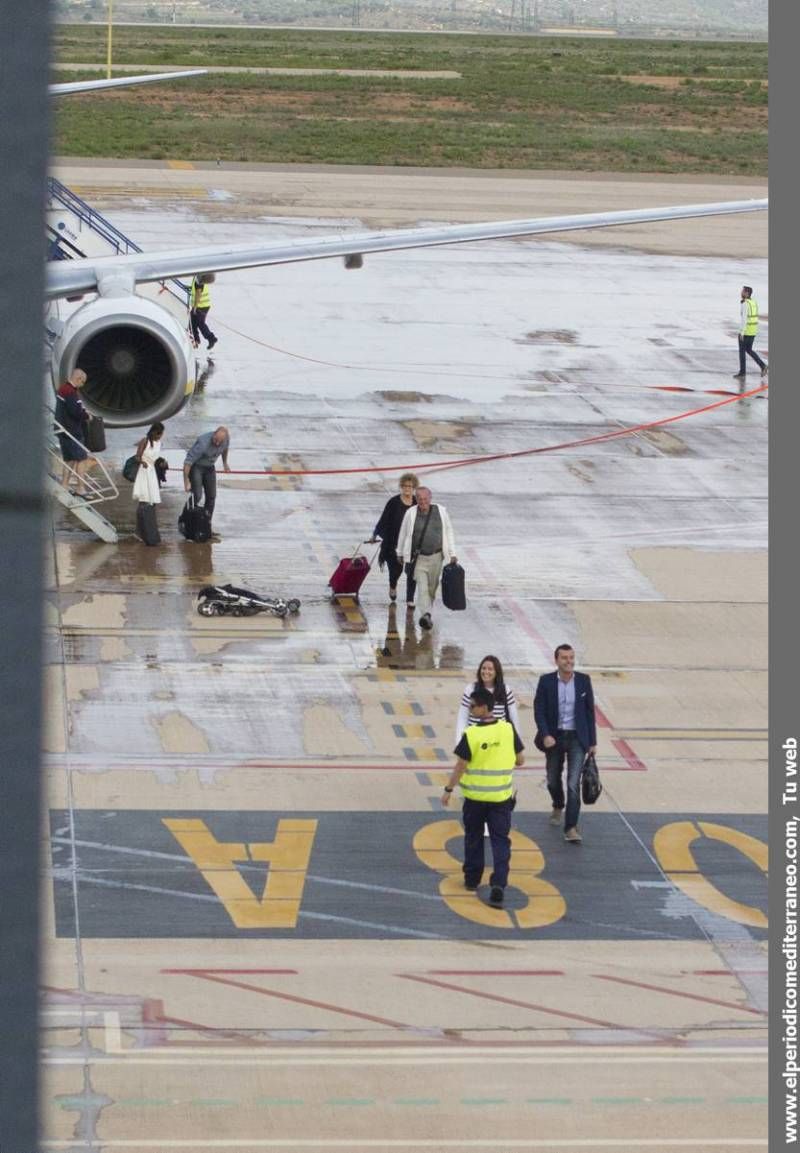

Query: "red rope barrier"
left=170, top=383, right=767, bottom=477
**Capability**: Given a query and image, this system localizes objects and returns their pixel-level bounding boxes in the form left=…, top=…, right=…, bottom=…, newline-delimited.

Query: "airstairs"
left=45, top=178, right=189, bottom=542
left=46, top=176, right=190, bottom=323
left=46, top=410, right=120, bottom=543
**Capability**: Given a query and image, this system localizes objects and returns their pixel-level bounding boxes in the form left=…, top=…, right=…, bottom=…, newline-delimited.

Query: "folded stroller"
left=196, top=584, right=301, bottom=619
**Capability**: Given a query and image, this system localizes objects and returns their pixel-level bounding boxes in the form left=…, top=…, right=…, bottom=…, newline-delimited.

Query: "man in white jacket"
left=396, top=486, right=457, bottom=630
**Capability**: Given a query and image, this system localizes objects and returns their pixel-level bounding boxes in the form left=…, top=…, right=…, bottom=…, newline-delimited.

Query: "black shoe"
left=732, top=372, right=745, bottom=379
left=464, top=879, right=479, bottom=891
left=419, top=613, right=433, bottom=630
left=207, top=335, right=218, bottom=350
left=489, top=886, right=504, bottom=908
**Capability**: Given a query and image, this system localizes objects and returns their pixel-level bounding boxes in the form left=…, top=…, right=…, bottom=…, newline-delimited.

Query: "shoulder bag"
left=581, top=752, right=603, bottom=805
left=405, top=509, right=432, bottom=580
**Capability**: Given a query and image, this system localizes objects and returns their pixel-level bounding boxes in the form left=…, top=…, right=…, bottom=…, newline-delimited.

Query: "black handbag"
left=581, top=752, right=603, bottom=805
left=122, top=454, right=140, bottom=483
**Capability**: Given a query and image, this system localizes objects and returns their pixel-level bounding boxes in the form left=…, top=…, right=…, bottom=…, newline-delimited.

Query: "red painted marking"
left=612, top=737, right=647, bottom=772
left=691, top=969, right=768, bottom=976
left=508, top=604, right=554, bottom=666
left=400, top=973, right=625, bottom=1031
left=174, top=970, right=412, bottom=1031
left=594, top=705, right=613, bottom=730
left=595, top=975, right=766, bottom=1017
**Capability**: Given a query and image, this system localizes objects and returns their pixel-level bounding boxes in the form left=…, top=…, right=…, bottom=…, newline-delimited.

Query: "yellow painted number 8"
left=413, top=819, right=566, bottom=929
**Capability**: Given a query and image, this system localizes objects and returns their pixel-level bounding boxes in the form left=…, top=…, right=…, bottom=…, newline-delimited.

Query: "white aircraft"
left=46, top=73, right=767, bottom=428
left=49, top=69, right=207, bottom=97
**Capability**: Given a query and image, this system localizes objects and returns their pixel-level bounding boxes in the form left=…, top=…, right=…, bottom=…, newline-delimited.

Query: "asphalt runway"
left=43, top=162, right=768, bottom=1151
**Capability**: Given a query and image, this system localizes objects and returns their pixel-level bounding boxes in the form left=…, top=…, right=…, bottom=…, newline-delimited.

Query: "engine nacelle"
left=50, top=295, right=195, bottom=428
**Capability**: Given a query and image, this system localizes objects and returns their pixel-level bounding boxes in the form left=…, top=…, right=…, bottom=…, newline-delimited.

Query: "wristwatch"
left=443, top=786, right=454, bottom=793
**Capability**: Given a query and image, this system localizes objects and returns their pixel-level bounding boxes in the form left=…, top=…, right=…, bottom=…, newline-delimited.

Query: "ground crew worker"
left=189, top=273, right=218, bottom=351
left=733, top=285, right=767, bottom=381
left=442, top=686, right=525, bottom=909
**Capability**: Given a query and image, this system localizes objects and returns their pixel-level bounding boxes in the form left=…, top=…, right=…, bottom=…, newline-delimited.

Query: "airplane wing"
left=49, top=69, right=207, bottom=96
left=45, top=198, right=768, bottom=301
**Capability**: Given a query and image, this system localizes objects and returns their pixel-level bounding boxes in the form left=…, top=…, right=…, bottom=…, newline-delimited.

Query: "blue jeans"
left=462, top=797, right=513, bottom=889
left=189, top=463, right=217, bottom=520
left=545, top=731, right=586, bottom=831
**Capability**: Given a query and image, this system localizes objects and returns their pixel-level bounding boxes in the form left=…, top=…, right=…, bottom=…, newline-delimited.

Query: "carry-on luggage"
left=85, top=415, right=106, bottom=453
left=136, top=502, right=161, bottom=547
left=581, top=752, right=603, bottom=805
left=178, top=495, right=212, bottom=543
left=441, top=561, right=466, bottom=611
left=328, top=543, right=375, bottom=601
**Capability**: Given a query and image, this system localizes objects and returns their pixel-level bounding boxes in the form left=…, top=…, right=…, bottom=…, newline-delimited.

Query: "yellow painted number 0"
left=653, top=820, right=767, bottom=929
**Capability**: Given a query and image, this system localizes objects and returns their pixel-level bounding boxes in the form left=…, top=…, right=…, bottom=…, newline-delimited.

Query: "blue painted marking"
left=403, top=747, right=418, bottom=761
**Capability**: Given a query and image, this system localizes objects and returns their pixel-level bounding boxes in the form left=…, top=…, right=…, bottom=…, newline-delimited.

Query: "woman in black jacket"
left=370, top=472, right=418, bottom=606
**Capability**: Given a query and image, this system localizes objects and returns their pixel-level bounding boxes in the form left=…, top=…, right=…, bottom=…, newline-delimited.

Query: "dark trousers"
left=385, top=550, right=416, bottom=603
left=738, top=334, right=766, bottom=374
left=190, top=307, right=215, bottom=345
left=545, top=730, right=586, bottom=831
left=462, top=797, right=513, bottom=889
left=189, top=464, right=217, bottom=520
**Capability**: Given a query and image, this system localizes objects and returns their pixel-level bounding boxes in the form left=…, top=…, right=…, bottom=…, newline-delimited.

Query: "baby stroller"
left=196, top=584, right=301, bottom=619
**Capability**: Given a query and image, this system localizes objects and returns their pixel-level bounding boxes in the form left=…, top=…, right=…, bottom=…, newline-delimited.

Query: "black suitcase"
left=441, top=561, right=466, bottom=611
left=136, top=502, right=161, bottom=546
left=179, top=495, right=212, bottom=543
left=85, top=415, right=106, bottom=453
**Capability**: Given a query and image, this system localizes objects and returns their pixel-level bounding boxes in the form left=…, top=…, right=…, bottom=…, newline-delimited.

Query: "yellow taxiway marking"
left=167, top=160, right=196, bottom=170
left=71, top=185, right=208, bottom=198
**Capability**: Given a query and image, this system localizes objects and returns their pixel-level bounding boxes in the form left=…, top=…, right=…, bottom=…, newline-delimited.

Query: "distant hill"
left=56, top=0, right=768, bottom=37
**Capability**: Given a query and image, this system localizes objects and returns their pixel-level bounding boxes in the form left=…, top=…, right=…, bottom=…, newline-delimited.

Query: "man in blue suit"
left=534, top=644, right=597, bottom=844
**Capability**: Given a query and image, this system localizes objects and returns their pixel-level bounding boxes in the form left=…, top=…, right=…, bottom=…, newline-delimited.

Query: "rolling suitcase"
left=136, top=502, right=161, bottom=547
left=441, top=561, right=466, bottom=611
left=178, top=495, right=212, bottom=543
left=85, top=415, right=106, bottom=453
left=328, top=543, right=375, bottom=601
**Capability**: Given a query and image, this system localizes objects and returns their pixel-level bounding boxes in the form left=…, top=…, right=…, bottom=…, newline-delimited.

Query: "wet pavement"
left=42, top=167, right=767, bottom=1151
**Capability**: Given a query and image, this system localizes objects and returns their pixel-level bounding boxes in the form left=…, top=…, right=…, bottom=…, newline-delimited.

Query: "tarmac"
left=43, top=161, right=768, bottom=1150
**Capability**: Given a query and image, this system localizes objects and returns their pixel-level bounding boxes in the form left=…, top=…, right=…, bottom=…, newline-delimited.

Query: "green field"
left=52, top=26, right=768, bottom=174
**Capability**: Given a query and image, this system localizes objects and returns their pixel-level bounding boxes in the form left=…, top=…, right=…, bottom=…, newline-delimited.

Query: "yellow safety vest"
left=191, top=279, right=211, bottom=309
left=460, top=720, right=516, bottom=802
left=743, top=297, right=759, bottom=336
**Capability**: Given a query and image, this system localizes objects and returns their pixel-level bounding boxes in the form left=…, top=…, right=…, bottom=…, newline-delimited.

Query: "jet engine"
left=50, top=295, right=195, bottom=428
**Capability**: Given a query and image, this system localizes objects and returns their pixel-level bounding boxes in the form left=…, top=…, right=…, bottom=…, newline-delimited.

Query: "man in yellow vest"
left=190, top=273, right=218, bottom=351
left=733, top=285, right=767, bottom=381
left=442, top=686, right=525, bottom=908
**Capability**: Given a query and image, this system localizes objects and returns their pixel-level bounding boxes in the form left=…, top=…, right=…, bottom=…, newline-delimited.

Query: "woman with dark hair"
left=370, top=472, right=419, bottom=607
left=455, top=655, right=521, bottom=741
left=132, top=422, right=166, bottom=545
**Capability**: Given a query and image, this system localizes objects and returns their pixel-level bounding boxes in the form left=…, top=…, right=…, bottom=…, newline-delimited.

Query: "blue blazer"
left=534, top=670, right=597, bottom=752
